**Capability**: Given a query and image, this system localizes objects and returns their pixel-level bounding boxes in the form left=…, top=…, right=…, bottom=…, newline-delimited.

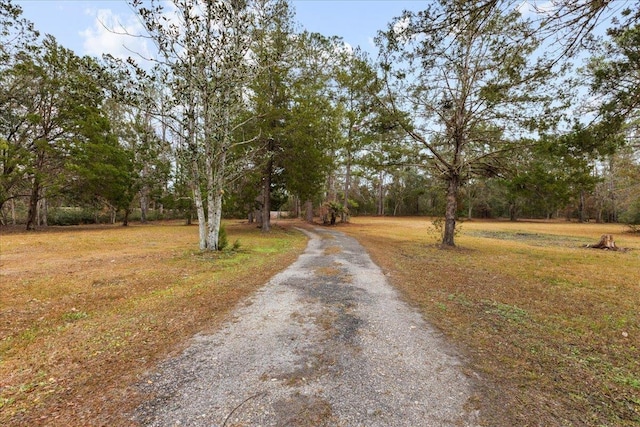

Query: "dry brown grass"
left=323, top=246, right=342, bottom=256
left=0, top=219, right=306, bottom=426
left=341, top=217, right=640, bottom=427
left=3, top=217, right=638, bottom=426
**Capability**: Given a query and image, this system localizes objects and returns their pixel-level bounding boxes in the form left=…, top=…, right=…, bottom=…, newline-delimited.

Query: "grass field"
left=341, top=217, right=640, bottom=426
left=0, top=220, right=307, bottom=426
left=1, top=217, right=638, bottom=426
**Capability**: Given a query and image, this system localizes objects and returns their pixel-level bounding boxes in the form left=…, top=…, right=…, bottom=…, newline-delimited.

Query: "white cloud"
left=391, top=16, right=418, bottom=45
left=337, top=41, right=354, bottom=55
left=80, top=8, right=152, bottom=60
left=392, top=16, right=410, bottom=36
left=517, top=1, right=556, bottom=17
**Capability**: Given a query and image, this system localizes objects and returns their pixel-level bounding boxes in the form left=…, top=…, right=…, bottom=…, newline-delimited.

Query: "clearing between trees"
left=1, top=217, right=638, bottom=426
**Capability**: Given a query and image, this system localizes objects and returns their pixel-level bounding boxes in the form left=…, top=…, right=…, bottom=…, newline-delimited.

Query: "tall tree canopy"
left=377, top=0, right=556, bottom=246
left=131, top=0, right=264, bottom=250
left=2, top=0, right=639, bottom=240
left=1, top=33, right=125, bottom=229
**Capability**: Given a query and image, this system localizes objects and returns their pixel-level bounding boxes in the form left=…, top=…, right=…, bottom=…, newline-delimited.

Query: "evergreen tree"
left=377, top=0, right=556, bottom=246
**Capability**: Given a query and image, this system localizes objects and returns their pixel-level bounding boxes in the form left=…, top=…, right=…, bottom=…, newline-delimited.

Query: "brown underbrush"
left=342, top=217, right=640, bottom=427
left=0, top=220, right=306, bottom=426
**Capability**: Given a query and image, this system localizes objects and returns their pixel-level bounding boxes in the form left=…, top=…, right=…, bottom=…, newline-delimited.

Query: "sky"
left=15, top=0, right=425, bottom=60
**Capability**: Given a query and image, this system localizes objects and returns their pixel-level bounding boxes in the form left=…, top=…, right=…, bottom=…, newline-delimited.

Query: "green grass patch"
left=467, top=229, right=594, bottom=247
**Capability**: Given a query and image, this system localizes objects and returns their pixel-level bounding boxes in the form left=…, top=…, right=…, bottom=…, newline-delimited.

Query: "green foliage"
left=429, top=217, right=445, bottom=242
left=214, top=226, right=241, bottom=253
left=376, top=0, right=558, bottom=244
left=588, top=24, right=640, bottom=138
left=497, top=129, right=614, bottom=221
left=429, top=217, right=462, bottom=243
left=326, top=201, right=346, bottom=215
left=48, top=207, right=101, bottom=226
left=217, top=224, right=228, bottom=251
left=0, top=27, right=132, bottom=229
left=278, top=34, right=340, bottom=203
left=245, top=22, right=341, bottom=230
left=620, top=198, right=640, bottom=232
left=66, top=110, right=135, bottom=214
left=2, top=0, right=637, bottom=235
left=62, top=310, right=89, bottom=323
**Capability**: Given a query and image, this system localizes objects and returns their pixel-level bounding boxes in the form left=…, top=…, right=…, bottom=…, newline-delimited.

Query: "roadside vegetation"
left=0, top=220, right=306, bottom=426
left=343, top=217, right=640, bottom=426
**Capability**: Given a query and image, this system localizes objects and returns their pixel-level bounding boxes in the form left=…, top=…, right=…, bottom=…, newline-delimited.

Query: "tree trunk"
left=509, top=202, right=517, bottom=221
left=261, top=148, right=272, bottom=233
left=207, top=190, right=223, bottom=251
left=578, top=190, right=585, bottom=223
left=293, top=196, right=301, bottom=219
left=305, top=200, right=313, bottom=223
left=190, top=161, right=207, bottom=250
left=342, top=151, right=351, bottom=222
left=43, top=197, right=48, bottom=226
left=327, top=170, right=337, bottom=203
left=36, top=197, right=41, bottom=227
left=608, top=159, right=617, bottom=223
left=256, top=206, right=263, bottom=226
left=377, top=170, right=384, bottom=216
left=205, top=144, right=226, bottom=250
left=442, top=175, right=460, bottom=247
left=185, top=97, right=207, bottom=248
left=193, top=182, right=206, bottom=249
left=37, top=196, right=48, bottom=227
left=11, top=198, right=16, bottom=225
left=140, top=186, right=149, bottom=224
left=26, top=178, right=40, bottom=230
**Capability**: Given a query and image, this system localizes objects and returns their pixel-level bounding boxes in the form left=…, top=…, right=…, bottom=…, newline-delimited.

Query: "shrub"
left=48, top=208, right=101, bottom=226
left=217, top=224, right=228, bottom=251
left=620, top=198, right=640, bottom=233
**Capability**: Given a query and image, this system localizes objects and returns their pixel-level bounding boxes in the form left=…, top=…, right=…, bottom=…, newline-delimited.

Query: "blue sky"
left=15, top=0, right=424, bottom=59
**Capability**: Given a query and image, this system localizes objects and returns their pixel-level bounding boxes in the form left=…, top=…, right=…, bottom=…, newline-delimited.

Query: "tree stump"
left=587, top=234, right=618, bottom=250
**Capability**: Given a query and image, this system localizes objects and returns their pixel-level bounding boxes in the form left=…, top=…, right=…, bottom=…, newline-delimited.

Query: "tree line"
left=1, top=0, right=638, bottom=247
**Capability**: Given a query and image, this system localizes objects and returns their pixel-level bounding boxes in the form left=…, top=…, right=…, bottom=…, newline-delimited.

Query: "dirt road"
left=133, top=227, right=480, bottom=426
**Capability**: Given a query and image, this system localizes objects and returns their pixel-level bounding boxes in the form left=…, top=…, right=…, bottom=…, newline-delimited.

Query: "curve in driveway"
left=133, top=227, right=480, bottom=426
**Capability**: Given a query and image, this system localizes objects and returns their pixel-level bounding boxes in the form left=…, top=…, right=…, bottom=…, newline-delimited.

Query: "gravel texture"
left=132, top=227, right=480, bottom=426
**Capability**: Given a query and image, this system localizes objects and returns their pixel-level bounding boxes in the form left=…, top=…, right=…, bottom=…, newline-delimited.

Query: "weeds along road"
left=133, top=227, right=480, bottom=427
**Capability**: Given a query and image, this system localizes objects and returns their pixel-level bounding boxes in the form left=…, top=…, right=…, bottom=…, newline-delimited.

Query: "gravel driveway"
left=133, top=227, right=480, bottom=426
